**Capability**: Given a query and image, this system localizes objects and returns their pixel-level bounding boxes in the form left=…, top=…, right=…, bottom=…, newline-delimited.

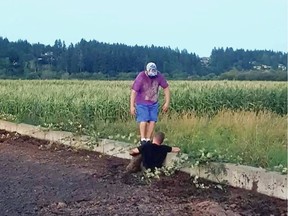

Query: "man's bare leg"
left=139, top=122, right=147, bottom=140
left=146, top=121, right=156, bottom=141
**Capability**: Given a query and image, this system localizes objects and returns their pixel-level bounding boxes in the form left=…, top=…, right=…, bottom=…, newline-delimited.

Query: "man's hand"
left=171, top=147, right=180, bottom=153
left=130, top=106, right=136, bottom=116
left=162, top=102, right=169, bottom=112
left=130, top=147, right=140, bottom=156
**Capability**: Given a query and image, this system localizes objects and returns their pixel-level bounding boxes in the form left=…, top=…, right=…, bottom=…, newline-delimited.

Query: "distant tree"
left=0, top=37, right=286, bottom=80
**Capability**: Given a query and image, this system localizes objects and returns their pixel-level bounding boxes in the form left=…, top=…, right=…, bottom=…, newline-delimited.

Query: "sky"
left=0, top=0, right=287, bottom=57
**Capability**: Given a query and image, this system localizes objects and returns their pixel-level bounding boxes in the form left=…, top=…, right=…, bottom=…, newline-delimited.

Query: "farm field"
left=0, top=80, right=287, bottom=171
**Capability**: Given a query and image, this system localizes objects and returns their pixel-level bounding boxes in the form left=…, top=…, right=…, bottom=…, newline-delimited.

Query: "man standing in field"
left=130, top=62, right=170, bottom=145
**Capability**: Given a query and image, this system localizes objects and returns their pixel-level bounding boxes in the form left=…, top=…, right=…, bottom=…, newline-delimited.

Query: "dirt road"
left=0, top=130, right=286, bottom=216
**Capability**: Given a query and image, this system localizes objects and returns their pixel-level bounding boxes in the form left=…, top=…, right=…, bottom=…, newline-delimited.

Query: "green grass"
left=0, top=80, right=286, bottom=171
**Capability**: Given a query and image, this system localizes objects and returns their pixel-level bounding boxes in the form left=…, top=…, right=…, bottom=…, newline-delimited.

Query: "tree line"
left=0, top=37, right=286, bottom=80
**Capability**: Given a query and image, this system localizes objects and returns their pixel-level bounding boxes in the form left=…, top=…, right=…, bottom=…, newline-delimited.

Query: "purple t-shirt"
left=131, top=71, right=169, bottom=105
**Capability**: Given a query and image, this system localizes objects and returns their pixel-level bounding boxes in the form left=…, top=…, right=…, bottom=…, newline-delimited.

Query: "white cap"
left=146, top=62, right=157, bottom=71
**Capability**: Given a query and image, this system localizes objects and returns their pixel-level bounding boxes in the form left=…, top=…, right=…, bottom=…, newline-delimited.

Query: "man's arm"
left=130, top=74, right=142, bottom=115
left=162, top=86, right=170, bottom=112
left=130, top=89, right=137, bottom=115
left=171, top=147, right=180, bottom=153
left=164, top=145, right=180, bottom=153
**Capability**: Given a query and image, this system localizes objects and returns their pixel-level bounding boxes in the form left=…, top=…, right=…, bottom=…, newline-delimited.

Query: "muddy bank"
left=0, top=130, right=286, bottom=215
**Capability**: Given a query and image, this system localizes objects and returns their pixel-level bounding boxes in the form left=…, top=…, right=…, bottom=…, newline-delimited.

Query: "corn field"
left=0, top=80, right=286, bottom=170
left=0, top=80, right=286, bottom=124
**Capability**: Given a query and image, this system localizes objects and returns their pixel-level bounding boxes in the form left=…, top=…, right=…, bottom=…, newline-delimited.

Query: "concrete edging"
left=0, top=120, right=287, bottom=200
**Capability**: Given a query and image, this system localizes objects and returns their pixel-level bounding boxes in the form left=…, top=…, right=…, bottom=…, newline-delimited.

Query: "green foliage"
left=209, top=47, right=287, bottom=73
left=0, top=80, right=286, bottom=171
left=142, top=152, right=227, bottom=190
left=0, top=37, right=287, bottom=80
left=219, top=69, right=288, bottom=81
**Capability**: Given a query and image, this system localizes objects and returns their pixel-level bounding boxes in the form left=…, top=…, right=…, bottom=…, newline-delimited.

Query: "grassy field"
left=0, top=80, right=286, bottom=171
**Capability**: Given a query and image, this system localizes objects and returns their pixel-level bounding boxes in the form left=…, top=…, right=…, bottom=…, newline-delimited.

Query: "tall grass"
left=0, top=80, right=286, bottom=169
left=157, top=111, right=287, bottom=169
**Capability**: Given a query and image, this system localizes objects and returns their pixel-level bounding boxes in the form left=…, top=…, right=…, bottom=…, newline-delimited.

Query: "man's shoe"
left=140, top=140, right=147, bottom=145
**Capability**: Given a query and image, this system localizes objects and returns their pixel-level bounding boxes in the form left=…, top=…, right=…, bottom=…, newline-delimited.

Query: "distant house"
left=200, top=57, right=210, bottom=66
left=252, top=64, right=272, bottom=70
left=43, top=51, right=53, bottom=56
left=278, top=64, right=287, bottom=71
left=37, top=51, right=55, bottom=65
left=253, top=66, right=262, bottom=70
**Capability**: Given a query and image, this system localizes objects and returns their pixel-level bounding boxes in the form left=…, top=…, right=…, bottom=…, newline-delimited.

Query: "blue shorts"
left=136, top=103, right=159, bottom=122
